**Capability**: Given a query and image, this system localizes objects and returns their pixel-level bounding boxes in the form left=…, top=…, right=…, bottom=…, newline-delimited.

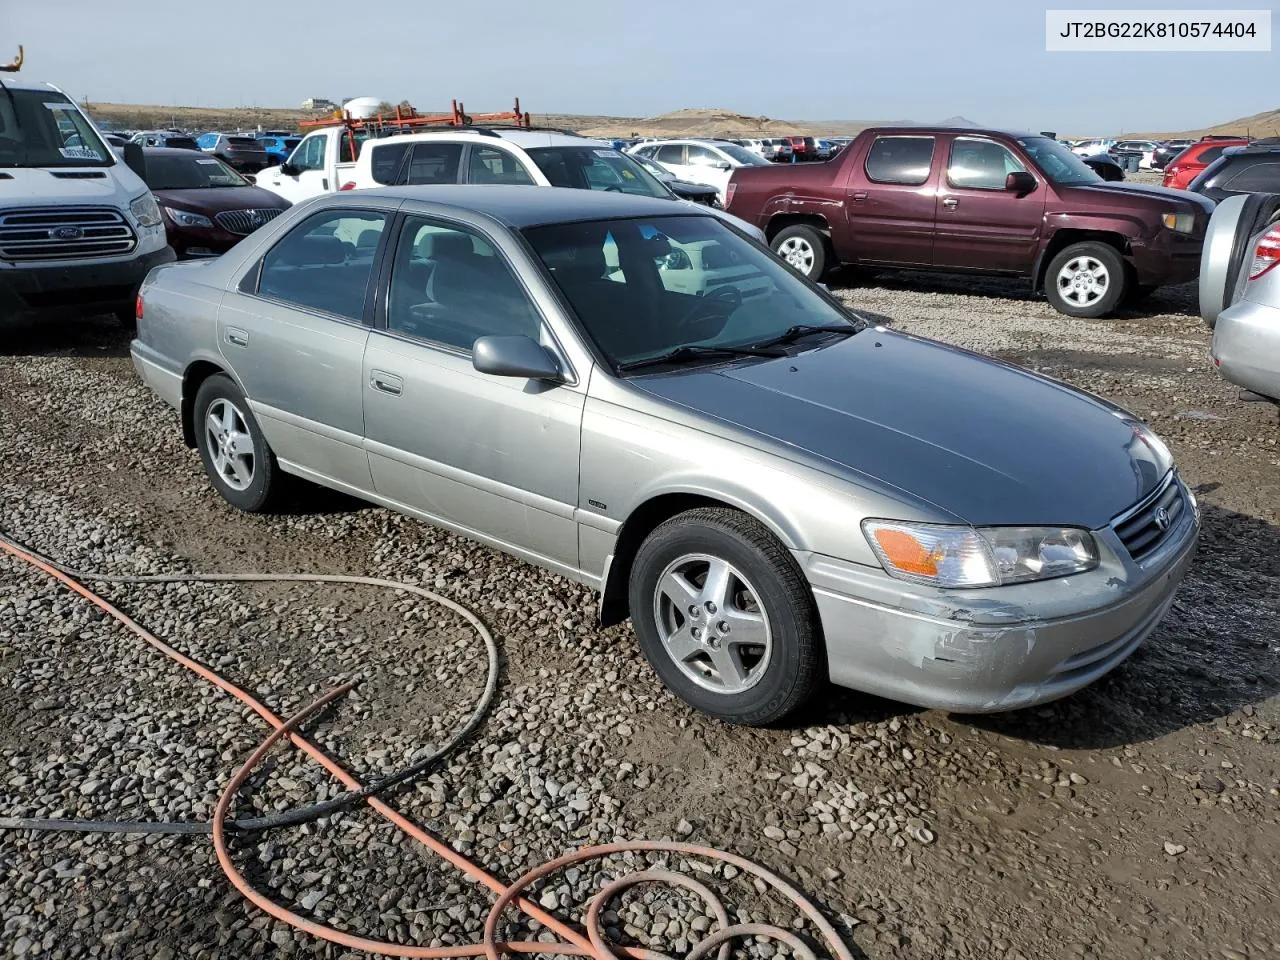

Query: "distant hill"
left=1135, top=106, right=1280, bottom=140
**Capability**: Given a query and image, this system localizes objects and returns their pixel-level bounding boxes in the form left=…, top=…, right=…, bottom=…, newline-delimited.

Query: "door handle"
left=370, top=370, right=403, bottom=396
left=225, top=327, right=249, bottom=347
left=942, top=197, right=959, bottom=209
left=851, top=191, right=867, bottom=201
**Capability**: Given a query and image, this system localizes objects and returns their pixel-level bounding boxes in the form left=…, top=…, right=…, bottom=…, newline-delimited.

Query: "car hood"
left=151, top=185, right=290, bottom=213
left=1060, top=181, right=1215, bottom=215
left=0, top=166, right=135, bottom=202
left=631, top=330, right=1169, bottom=528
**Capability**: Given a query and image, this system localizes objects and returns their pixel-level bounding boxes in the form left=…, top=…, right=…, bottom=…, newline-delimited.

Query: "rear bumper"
left=803, top=479, right=1199, bottom=712
left=0, top=245, right=176, bottom=321
left=1130, top=229, right=1204, bottom=286
left=1213, top=297, right=1280, bottom=400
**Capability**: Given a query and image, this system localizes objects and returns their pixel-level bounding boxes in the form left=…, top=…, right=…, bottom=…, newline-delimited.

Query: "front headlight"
left=162, top=206, right=213, bottom=229
left=1161, top=212, right=1195, bottom=234
left=862, top=520, right=1098, bottom=588
left=129, top=192, right=163, bottom=228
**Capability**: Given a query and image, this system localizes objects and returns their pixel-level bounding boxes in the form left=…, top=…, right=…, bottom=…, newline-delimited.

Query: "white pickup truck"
left=255, top=126, right=767, bottom=242
left=254, top=126, right=362, bottom=204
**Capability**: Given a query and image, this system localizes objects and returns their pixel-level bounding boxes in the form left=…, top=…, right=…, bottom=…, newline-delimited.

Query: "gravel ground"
left=1, top=254, right=1278, bottom=960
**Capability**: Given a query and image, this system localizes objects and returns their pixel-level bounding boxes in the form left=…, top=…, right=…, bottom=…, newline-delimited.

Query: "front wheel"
left=771, top=224, right=829, bottom=281
left=628, top=507, right=823, bottom=725
left=1045, top=241, right=1127, bottom=318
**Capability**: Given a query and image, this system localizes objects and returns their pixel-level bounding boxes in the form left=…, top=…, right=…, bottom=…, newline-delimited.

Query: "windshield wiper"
left=750, top=323, right=856, bottom=350
left=617, top=343, right=786, bottom=372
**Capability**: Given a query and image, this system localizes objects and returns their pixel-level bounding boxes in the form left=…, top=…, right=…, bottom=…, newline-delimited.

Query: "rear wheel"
left=193, top=374, right=282, bottom=513
left=628, top=507, right=823, bottom=725
left=1045, top=241, right=1127, bottom=318
left=771, top=225, right=829, bottom=281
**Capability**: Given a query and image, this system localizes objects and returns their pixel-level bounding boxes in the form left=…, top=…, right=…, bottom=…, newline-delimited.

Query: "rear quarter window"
left=864, top=136, right=935, bottom=185
left=369, top=142, right=411, bottom=185
left=1221, top=160, right=1280, bottom=193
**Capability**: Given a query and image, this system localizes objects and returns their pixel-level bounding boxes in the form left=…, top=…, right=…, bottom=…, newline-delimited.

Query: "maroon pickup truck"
left=725, top=127, right=1214, bottom=317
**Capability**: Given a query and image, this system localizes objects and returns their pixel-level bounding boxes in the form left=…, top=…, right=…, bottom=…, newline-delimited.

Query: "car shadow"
left=964, top=503, right=1280, bottom=749
left=270, top=481, right=372, bottom=518
left=0, top=313, right=132, bottom=358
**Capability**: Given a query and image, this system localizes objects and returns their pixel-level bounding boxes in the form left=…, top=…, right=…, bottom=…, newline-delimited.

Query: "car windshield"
left=524, top=215, right=863, bottom=371
left=0, top=88, right=113, bottom=167
left=524, top=146, right=671, bottom=198
left=1016, top=136, right=1099, bottom=185
left=143, top=154, right=248, bottom=189
left=716, top=143, right=771, bottom=166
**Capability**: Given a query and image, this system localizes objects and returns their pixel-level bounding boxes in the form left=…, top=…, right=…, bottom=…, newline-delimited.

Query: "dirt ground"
left=1, top=264, right=1277, bottom=960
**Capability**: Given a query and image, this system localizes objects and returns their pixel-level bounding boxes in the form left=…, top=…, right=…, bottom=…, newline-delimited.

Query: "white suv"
left=626, top=139, right=773, bottom=204
left=344, top=129, right=765, bottom=240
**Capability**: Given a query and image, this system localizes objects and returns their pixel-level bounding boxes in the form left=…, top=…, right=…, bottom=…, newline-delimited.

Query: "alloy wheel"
left=776, top=236, right=816, bottom=274
left=1056, top=255, right=1110, bottom=307
left=652, top=553, right=773, bottom=694
left=204, top=398, right=256, bottom=491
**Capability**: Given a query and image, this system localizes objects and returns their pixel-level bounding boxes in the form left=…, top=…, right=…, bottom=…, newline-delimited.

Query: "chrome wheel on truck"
left=1045, top=241, right=1127, bottom=318
left=770, top=224, right=828, bottom=280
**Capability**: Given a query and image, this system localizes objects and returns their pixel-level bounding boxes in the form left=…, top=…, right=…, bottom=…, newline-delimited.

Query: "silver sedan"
left=131, top=186, right=1199, bottom=725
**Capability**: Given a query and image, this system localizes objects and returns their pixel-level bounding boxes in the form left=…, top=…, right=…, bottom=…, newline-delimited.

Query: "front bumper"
left=1213, top=297, right=1280, bottom=401
left=804, top=478, right=1199, bottom=713
left=0, top=244, right=176, bottom=321
left=1130, top=228, right=1205, bottom=287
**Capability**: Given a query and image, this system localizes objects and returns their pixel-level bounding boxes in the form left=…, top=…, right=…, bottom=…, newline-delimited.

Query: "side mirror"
left=713, top=160, right=732, bottom=171
left=122, top=142, right=146, bottom=180
left=280, top=162, right=299, bottom=177
left=1005, top=171, right=1037, bottom=196
left=472, top=335, right=562, bottom=381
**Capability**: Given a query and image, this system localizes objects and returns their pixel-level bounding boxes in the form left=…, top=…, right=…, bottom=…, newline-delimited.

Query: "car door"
left=217, top=205, right=392, bottom=493
left=652, top=143, right=690, bottom=180
left=684, top=144, right=734, bottom=200
left=847, top=134, right=940, bottom=267
left=262, top=132, right=329, bottom=202
left=933, top=135, right=1046, bottom=274
left=361, top=213, right=586, bottom=572
left=398, top=142, right=464, bottom=185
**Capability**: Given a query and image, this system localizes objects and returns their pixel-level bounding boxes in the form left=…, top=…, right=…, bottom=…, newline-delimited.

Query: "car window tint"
left=686, top=145, right=718, bottom=165
left=258, top=211, right=387, bottom=321
left=291, top=135, right=326, bottom=171
left=948, top=137, right=1026, bottom=189
left=404, top=143, right=462, bottom=184
left=655, top=144, right=684, bottom=164
left=468, top=146, right=535, bottom=185
left=864, top=136, right=935, bottom=185
left=1221, top=161, right=1280, bottom=192
left=1197, top=146, right=1230, bottom=165
left=370, top=142, right=411, bottom=185
left=386, top=217, right=540, bottom=352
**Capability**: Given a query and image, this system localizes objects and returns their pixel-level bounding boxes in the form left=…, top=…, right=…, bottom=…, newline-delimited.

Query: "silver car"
left=1200, top=192, right=1280, bottom=400
left=131, top=186, right=1199, bottom=725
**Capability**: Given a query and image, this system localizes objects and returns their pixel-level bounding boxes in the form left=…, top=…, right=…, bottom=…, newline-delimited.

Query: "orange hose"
left=0, top=536, right=855, bottom=960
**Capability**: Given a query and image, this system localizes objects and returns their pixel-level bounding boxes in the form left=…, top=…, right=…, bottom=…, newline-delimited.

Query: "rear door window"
left=404, top=143, right=463, bottom=184
left=258, top=211, right=388, bottom=321
left=467, top=146, right=535, bottom=184
left=1221, top=161, right=1280, bottom=192
left=655, top=144, right=685, bottom=164
left=864, top=136, right=935, bottom=185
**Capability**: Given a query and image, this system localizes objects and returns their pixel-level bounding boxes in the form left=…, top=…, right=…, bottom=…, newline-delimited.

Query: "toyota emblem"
left=51, top=226, right=84, bottom=240
left=1153, top=506, right=1171, bottom=531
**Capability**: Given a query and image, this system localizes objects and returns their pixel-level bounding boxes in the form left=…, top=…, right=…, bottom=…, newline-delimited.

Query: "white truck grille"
left=0, top=207, right=137, bottom=262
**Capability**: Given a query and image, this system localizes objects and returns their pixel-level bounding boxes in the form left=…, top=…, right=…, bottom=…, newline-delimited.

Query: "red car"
left=1162, top=137, right=1249, bottom=190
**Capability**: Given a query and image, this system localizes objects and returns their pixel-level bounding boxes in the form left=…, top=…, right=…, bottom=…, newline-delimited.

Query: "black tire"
left=770, top=224, right=829, bottom=281
left=192, top=373, right=281, bottom=513
left=1044, top=241, right=1127, bottom=318
left=628, top=507, right=823, bottom=726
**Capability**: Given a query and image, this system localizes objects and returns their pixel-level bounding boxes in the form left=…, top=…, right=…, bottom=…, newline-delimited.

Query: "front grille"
left=1113, top=474, right=1185, bottom=561
left=215, top=208, right=283, bottom=236
left=0, top=207, right=137, bottom=262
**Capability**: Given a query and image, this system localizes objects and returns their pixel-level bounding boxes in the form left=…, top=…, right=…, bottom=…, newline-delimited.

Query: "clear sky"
left=3, top=0, right=1275, bottom=134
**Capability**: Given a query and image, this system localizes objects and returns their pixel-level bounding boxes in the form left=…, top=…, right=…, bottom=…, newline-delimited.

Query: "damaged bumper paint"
left=798, top=488, right=1199, bottom=713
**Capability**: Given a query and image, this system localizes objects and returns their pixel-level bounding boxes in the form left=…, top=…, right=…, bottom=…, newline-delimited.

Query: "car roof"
left=363, top=129, right=604, bottom=150
left=141, top=147, right=222, bottom=157
left=351, top=184, right=708, bottom=228
left=863, top=126, right=1052, bottom=139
